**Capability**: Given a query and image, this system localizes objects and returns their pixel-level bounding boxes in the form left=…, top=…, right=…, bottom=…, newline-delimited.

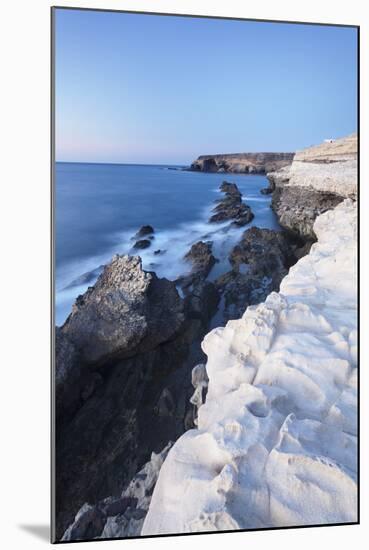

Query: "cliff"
left=190, top=152, right=294, bottom=174
left=268, top=133, right=357, bottom=239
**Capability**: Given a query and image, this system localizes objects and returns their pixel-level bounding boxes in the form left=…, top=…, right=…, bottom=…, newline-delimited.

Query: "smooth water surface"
left=55, top=162, right=280, bottom=325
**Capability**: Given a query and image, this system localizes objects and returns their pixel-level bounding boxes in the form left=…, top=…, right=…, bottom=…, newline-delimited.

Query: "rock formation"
left=190, top=152, right=294, bottom=174
left=215, top=227, right=305, bottom=322
left=209, top=181, right=254, bottom=226
left=62, top=443, right=173, bottom=541
left=268, top=133, right=357, bottom=239
left=55, top=255, right=218, bottom=539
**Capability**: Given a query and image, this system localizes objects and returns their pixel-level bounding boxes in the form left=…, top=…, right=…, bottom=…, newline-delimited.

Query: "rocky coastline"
left=56, top=133, right=357, bottom=540
left=190, top=152, right=294, bottom=174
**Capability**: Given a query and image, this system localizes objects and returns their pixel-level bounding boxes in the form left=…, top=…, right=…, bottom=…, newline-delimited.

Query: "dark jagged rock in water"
left=63, top=265, right=105, bottom=290
left=215, top=227, right=306, bottom=322
left=177, top=241, right=220, bottom=327
left=55, top=255, right=219, bottom=539
left=219, top=181, right=242, bottom=197
left=183, top=241, right=216, bottom=279
left=209, top=181, right=254, bottom=226
left=134, top=225, right=154, bottom=239
left=133, top=239, right=151, bottom=249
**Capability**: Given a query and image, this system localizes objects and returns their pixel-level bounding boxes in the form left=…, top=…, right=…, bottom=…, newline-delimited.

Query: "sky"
left=55, top=9, right=358, bottom=164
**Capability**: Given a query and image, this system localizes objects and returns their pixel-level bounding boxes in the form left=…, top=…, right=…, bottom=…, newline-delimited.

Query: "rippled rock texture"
left=143, top=199, right=357, bottom=534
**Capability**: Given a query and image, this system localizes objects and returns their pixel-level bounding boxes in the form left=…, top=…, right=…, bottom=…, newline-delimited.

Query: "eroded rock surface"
left=268, top=134, right=357, bottom=239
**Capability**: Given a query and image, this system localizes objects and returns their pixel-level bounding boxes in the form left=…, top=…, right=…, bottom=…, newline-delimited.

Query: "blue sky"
left=55, top=9, right=358, bottom=164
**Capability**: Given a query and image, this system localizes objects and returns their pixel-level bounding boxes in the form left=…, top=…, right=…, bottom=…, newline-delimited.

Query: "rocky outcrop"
left=183, top=241, right=216, bottom=279
left=62, top=443, right=173, bottom=541
left=190, top=152, right=294, bottom=174
left=142, top=199, right=358, bottom=535
left=55, top=255, right=218, bottom=540
left=215, top=227, right=305, bottom=322
left=177, top=241, right=220, bottom=330
left=133, top=239, right=151, bottom=249
left=209, top=181, right=254, bottom=226
left=271, top=186, right=343, bottom=240
left=268, top=134, right=357, bottom=239
left=132, top=226, right=155, bottom=249
left=61, top=255, right=184, bottom=366
left=134, top=225, right=154, bottom=239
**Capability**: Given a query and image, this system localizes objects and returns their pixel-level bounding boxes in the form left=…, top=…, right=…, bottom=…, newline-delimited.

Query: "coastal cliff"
left=268, top=133, right=357, bottom=239
left=190, top=152, right=294, bottom=174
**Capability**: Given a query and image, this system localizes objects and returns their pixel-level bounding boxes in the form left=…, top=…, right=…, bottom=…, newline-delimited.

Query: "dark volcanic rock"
left=62, top=255, right=184, bottom=365
left=134, top=225, right=154, bottom=239
left=55, top=254, right=218, bottom=539
left=215, top=227, right=305, bottom=322
left=177, top=241, right=220, bottom=326
left=271, top=185, right=343, bottom=240
left=133, top=239, right=151, bottom=249
left=209, top=181, right=254, bottom=226
left=64, top=265, right=105, bottom=290
left=184, top=241, right=216, bottom=279
left=219, top=181, right=241, bottom=197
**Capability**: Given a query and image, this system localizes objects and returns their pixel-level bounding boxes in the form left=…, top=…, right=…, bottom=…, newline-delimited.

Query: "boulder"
left=209, top=182, right=254, bottom=226
left=133, top=239, right=151, bottom=249
left=134, top=225, right=154, bottom=239
left=61, top=255, right=185, bottom=365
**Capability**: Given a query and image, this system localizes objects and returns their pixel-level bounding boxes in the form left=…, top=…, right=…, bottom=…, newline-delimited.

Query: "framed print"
left=51, top=6, right=359, bottom=543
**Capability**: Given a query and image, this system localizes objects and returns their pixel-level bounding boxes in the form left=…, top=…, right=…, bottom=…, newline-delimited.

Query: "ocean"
left=55, top=162, right=280, bottom=326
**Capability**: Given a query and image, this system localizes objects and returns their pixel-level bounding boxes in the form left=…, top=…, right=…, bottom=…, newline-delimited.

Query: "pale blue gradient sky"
left=55, top=9, right=358, bottom=164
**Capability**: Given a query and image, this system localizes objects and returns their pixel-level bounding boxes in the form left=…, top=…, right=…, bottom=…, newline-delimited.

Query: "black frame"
left=51, top=6, right=360, bottom=544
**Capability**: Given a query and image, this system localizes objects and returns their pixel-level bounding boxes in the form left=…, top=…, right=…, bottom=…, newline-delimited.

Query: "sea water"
left=55, top=162, right=280, bottom=326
